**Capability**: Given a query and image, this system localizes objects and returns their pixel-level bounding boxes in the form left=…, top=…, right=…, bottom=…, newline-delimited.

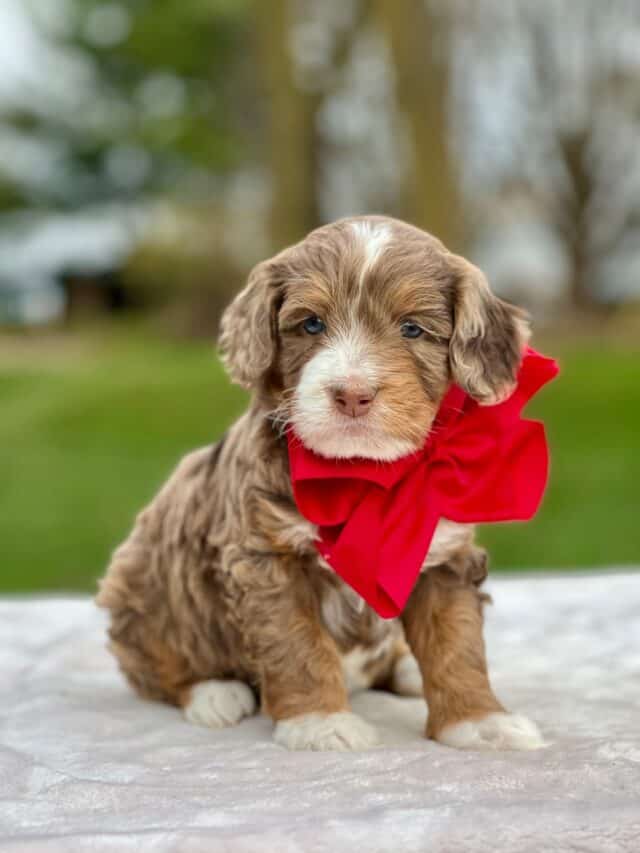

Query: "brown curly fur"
left=97, top=215, right=528, bottom=741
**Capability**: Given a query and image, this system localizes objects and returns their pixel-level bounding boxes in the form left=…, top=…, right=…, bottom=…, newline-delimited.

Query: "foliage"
left=452, top=0, right=640, bottom=305
left=0, top=0, right=253, bottom=213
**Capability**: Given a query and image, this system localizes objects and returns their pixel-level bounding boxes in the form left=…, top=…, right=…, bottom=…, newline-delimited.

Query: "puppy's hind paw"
left=390, top=654, right=423, bottom=697
left=274, top=711, right=380, bottom=751
left=437, top=712, right=546, bottom=751
left=183, top=679, right=256, bottom=729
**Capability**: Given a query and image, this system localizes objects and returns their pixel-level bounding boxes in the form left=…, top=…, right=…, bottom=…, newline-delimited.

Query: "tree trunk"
left=376, top=0, right=462, bottom=250
left=255, top=0, right=321, bottom=250
left=561, top=130, right=595, bottom=310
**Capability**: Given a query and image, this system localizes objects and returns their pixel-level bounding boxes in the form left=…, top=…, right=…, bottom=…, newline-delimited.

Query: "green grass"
left=0, top=329, right=246, bottom=592
left=1, top=329, right=638, bottom=592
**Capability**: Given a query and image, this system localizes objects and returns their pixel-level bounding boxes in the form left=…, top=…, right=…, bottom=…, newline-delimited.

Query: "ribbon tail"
left=375, top=486, right=442, bottom=617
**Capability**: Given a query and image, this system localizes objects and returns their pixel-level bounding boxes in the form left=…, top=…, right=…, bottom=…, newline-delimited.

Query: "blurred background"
left=1, top=0, right=638, bottom=593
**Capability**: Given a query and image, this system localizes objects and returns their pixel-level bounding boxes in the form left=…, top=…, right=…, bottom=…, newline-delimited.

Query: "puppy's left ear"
left=218, top=259, right=282, bottom=390
left=448, top=255, right=530, bottom=405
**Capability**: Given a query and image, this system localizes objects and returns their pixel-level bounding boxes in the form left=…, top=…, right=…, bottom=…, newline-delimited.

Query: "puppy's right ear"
left=218, top=259, right=282, bottom=389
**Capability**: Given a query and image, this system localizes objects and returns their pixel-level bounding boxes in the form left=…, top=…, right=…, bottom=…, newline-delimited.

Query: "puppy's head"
left=219, top=216, right=529, bottom=461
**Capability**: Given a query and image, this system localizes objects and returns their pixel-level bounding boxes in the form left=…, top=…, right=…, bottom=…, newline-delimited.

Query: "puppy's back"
left=96, top=441, right=232, bottom=702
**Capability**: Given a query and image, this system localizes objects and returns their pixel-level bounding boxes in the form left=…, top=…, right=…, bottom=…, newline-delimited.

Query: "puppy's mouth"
left=288, top=351, right=430, bottom=461
left=332, top=408, right=375, bottom=427
left=291, top=398, right=420, bottom=462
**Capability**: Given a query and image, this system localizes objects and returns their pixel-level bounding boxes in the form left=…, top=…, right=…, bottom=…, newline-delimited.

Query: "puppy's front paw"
left=437, top=712, right=546, bottom=751
left=184, top=679, right=256, bottom=729
left=274, top=711, right=380, bottom=751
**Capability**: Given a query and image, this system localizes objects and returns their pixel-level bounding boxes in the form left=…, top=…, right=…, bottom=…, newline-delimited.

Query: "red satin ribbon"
left=287, top=348, right=559, bottom=618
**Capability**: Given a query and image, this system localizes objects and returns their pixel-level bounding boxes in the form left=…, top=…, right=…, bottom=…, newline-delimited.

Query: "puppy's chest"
left=263, top=500, right=473, bottom=685
left=317, top=570, right=399, bottom=691
left=308, top=519, right=474, bottom=686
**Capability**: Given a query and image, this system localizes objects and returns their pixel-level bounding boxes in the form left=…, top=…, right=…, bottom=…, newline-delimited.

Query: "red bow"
left=287, top=348, right=559, bottom=618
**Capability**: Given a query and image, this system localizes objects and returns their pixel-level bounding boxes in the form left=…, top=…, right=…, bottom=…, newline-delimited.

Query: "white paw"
left=437, top=712, right=546, bottom=751
left=391, top=654, right=423, bottom=697
left=274, top=711, right=380, bottom=751
left=184, top=680, right=256, bottom=729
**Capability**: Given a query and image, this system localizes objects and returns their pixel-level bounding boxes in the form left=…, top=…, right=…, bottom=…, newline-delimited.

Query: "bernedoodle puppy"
left=97, top=215, right=547, bottom=751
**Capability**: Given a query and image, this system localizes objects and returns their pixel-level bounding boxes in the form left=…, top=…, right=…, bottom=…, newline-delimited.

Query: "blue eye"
left=401, top=321, right=424, bottom=339
left=303, top=316, right=325, bottom=335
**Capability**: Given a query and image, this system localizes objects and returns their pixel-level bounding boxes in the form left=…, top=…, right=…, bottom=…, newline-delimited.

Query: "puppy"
left=97, top=216, right=544, bottom=751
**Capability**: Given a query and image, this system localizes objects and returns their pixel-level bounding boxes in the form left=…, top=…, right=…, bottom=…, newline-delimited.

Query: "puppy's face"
left=220, top=216, right=528, bottom=461
left=275, top=222, right=453, bottom=460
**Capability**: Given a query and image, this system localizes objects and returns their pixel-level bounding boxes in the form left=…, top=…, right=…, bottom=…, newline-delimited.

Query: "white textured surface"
left=1, top=572, right=640, bottom=852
